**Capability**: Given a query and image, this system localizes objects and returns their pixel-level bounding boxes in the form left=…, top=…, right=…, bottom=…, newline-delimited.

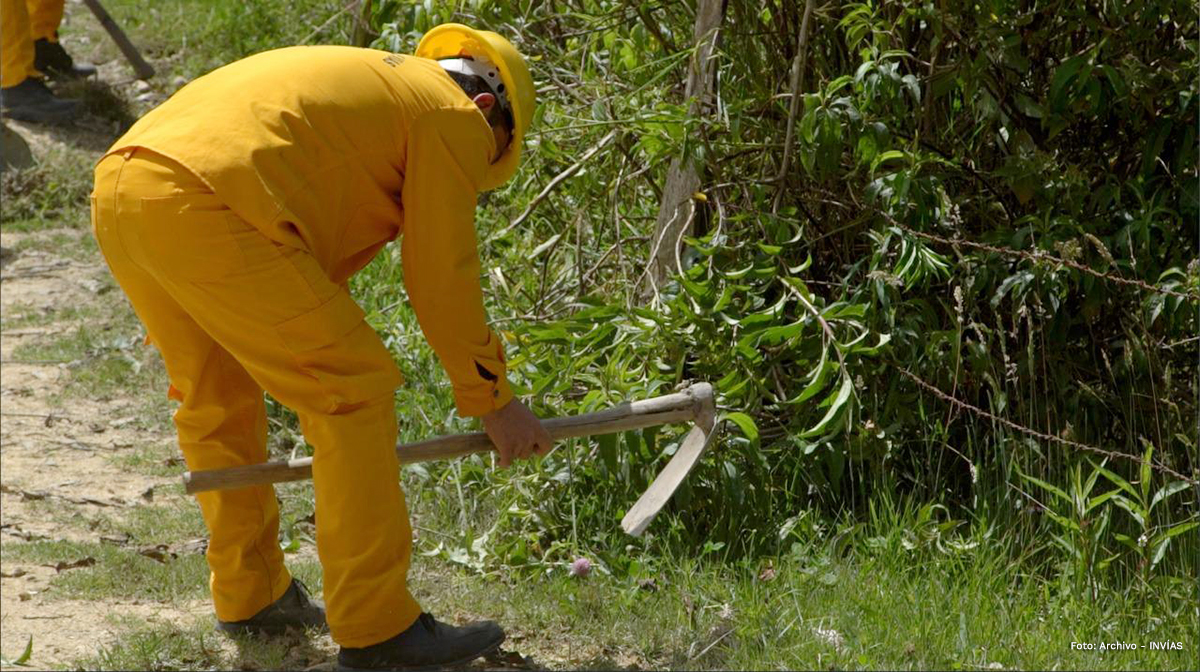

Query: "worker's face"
left=471, top=93, right=512, bottom=162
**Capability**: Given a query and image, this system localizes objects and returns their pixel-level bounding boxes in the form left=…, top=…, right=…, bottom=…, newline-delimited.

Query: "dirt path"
left=0, top=226, right=204, bottom=665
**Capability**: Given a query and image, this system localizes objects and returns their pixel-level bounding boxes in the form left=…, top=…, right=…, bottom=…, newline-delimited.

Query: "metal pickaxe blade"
left=182, top=383, right=717, bottom=536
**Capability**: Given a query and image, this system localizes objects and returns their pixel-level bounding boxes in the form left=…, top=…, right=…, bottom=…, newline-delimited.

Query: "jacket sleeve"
left=400, top=107, right=513, bottom=417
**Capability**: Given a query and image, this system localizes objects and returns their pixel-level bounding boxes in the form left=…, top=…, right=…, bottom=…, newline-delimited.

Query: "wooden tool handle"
left=82, top=0, right=156, bottom=80
left=183, top=383, right=713, bottom=494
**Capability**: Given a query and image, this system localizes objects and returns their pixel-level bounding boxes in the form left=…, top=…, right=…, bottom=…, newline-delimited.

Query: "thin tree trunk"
left=771, top=0, right=815, bottom=214
left=352, top=0, right=374, bottom=47
left=643, top=0, right=726, bottom=300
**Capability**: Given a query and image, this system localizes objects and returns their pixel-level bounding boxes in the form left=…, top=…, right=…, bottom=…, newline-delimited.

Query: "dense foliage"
left=0, top=1, right=1191, bottom=665
left=352, top=0, right=1200, bottom=600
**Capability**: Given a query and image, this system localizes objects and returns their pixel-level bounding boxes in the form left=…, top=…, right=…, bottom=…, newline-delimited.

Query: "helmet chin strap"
left=438, top=57, right=512, bottom=116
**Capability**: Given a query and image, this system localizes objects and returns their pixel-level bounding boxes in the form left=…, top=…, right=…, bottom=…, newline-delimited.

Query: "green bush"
left=358, top=0, right=1199, bottom=599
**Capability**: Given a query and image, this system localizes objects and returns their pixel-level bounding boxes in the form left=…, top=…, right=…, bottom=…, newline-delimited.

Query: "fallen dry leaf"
left=175, top=538, right=208, bottom=555
left=0, top=484, right=48, bottom=501
left=138, top=544, right=176, bottom=563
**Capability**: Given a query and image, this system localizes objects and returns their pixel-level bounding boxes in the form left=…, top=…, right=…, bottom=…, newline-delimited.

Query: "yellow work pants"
left=1, top=0, right=64, bottom=87
left=91, top=149, right=422, bottom=647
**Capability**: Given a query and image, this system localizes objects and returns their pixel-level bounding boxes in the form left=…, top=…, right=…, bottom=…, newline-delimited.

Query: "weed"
left=80, top=616, right=332, bottom=671
left=0, top=635, right=34, bottom=667
left=57, top=78, right=138, bottom=130
left=102, top=501, right=208, bottom=546
left=0, top=146, right=93, bottom=228
left=8, top=228, right=101, bottom=261
left=81, top=1, right=350, bottom=80
left=109, top=441, right=185, bottom=478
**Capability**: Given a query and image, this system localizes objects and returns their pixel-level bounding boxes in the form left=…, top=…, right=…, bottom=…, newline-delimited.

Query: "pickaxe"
left=182, top=383, right=716, bottom=537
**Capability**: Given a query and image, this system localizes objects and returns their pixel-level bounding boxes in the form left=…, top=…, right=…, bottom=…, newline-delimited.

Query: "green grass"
left=67, top=0, right=352, bottom=82
left=100, top=499, right=209, bottom=545
left=461, top=553, right=1195, bottom=670
left=1, top=509, right=209, bottom=604
left=1, top=507, right=321, bottom=608
left=7, top=228, right=103, bottom=261
left=0, top=144, right=94, bottom=230
left=87, top=619, right=231, bottom=671
left=0, top=303, right=51, bottom=330
left=20, top=495, right=205, bottom=548
left=0, top=302, right=102, bottom=331
left=109, top=441, right=187, bottom=478
left=80, top=616, right=330, bottom=671
left=9, top=295, right=171, bottom=412
left=51, top=542, right=1198, bottom=671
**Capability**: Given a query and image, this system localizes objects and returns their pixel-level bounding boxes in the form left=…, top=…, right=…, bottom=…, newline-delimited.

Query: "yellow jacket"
left=105, top=46, right=513, bottom=417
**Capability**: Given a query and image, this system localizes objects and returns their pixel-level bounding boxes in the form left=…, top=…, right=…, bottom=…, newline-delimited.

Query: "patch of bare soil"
left=0, top=227, right=192, bottom=667
left=1, top=590, right=206, bottom=667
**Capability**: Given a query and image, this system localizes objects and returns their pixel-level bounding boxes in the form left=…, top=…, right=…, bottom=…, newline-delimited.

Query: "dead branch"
left=901, top=226, right=1197, bottom=302
left=898, top=368, right=1197, bottom=484
left=498, top=130, right=617, bottom=236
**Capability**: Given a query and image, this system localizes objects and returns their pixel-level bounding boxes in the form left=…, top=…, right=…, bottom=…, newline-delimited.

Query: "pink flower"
left=569, top=557, right=591, bottom=577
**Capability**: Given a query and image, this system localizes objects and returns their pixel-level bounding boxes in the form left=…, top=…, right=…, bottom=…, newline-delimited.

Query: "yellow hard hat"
left=417, top=23, right=535, bottom=191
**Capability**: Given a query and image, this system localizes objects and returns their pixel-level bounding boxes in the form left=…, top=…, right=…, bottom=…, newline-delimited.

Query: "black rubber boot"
left=34, top=38, right=97, bottom=80
left=0, top=78, right=78, bottom=124
left=338, top=613, right=506, bottom=671
left=217, top=579, right=328, bottom=636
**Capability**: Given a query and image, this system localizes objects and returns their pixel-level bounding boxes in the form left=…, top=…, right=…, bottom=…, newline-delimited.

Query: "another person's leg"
left=92, top=151, right=319, bottom=632
left=24, top=0, right=60, bottom=42
left=1, top=0, right=77, bottom=122
left=1, top=0, right=35, bottom=89
left=28, top=0, right=95, bottom=80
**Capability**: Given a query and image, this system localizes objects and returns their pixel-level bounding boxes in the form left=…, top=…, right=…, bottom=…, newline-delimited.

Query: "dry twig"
left=498, top=130, right=617, bottom=236
left=898, top=368, right=1197, bottom=484
left=900, top=226, right=1196, bottom=301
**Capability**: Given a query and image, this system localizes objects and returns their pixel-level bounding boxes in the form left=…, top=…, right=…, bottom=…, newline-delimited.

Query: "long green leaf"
left=790, top=349, right=832, bottom=405
left=1159, top=520, right=1198, bottom=540
left=1095, top=465, right=1139, bottom=501
left=1150, top=481, right=1190, bottom=512
left=1110, top=496, right=1147, bottom=529
left=801, top=374, right=853, bottom=438
left=13, top=635, right=32, bottom=666
left=1140, top=442, right=1154, bottom=503
left=1086, top=489, right=1120, bottom=514
left=723, top=412, right=760, bottom=449
left=1018, top=471, right=1071, bottom=505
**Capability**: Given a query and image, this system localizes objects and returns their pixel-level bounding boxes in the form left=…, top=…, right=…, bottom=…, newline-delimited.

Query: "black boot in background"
left=35, top=38, right=97, bottom=81
left=0, top=78, right=79, bottom=124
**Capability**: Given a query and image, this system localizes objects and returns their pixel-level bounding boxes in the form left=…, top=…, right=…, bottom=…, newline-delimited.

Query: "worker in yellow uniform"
left=90, top=24, right=552, bottom=670
left=1, top=0, right=95, bottom=123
